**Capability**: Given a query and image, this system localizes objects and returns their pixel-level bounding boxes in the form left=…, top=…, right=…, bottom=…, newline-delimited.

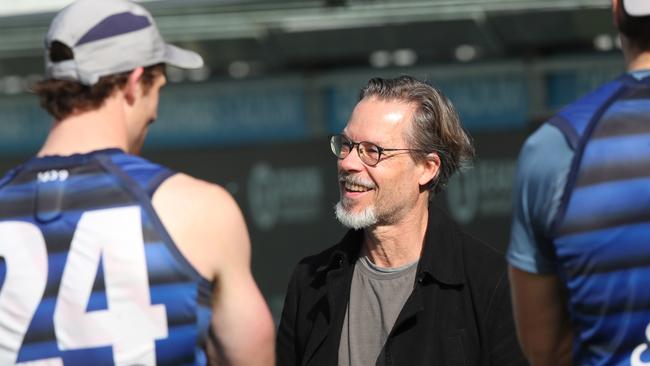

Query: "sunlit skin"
left=338, top=96, right=439, bottom=267
left=37, top=68, right=167, bottom=157
left=126, top=71, right=166, bottom=155
left=340, top=97, right=421, bottom=221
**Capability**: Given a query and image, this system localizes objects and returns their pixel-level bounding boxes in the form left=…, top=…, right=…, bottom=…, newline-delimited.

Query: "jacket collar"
left=417, top=204, right=465, bottom=286
left=318, top=204, right=465, bottom=286
left=316, top=229, right=363, bottom=275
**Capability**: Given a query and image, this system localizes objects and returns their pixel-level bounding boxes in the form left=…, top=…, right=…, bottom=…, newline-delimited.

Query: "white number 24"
left=0, top=206, right=168, bottom=366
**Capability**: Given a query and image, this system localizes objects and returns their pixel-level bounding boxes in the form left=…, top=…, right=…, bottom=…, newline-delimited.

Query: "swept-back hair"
left=359, top=75, right=474, bottom=195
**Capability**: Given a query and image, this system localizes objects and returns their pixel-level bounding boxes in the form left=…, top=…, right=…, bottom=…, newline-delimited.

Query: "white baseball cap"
left=623, top=0, right=650, bottom=17
left=45, top=0, right=204, bottom=85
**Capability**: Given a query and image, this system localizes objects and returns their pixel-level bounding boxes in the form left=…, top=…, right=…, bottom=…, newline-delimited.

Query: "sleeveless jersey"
left=0, top=149, right=212, bottom=365
left=550, top=74, right=650, bottom=365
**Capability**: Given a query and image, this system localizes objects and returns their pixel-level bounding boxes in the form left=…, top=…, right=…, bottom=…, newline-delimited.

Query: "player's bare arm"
left=153, top=173, right=275, bottom=365
left=508, top=266, right=572, bottom=366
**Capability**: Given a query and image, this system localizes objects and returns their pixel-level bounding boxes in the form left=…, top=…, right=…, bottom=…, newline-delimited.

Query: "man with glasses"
left=277, top=75, right=525, bottom=365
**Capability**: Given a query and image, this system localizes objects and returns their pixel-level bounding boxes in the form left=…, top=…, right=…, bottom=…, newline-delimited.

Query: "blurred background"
left=0, top=0, right=623, bottom=321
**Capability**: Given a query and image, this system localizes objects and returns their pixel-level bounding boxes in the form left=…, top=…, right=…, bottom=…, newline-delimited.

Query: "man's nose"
left=338, top=146, right=365, bottom=172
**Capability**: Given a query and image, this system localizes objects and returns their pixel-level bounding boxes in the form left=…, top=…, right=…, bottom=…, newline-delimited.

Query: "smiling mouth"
left=343, top=181, right=372, bottom=193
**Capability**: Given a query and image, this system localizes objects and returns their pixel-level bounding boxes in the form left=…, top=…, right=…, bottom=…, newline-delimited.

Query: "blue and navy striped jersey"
left=0, top=148, right=212, bottom=365
left=551, top=74, right=650, bottom=365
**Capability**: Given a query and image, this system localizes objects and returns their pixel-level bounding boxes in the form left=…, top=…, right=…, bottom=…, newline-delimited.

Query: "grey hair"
left=358, top=75, right=475, bottom=195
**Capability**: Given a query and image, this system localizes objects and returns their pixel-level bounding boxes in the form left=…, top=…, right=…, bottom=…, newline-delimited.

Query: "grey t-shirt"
left=338, top=255, right=418, bottom=366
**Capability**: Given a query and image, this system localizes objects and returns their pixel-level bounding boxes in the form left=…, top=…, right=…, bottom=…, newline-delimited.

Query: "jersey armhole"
left=145, top=169, right=176, bottom=198
left=548, top=116, right=579, bottom=150
left=96, top=155, right=212, bottom=286
left=549, top=85, right=628, bottom=238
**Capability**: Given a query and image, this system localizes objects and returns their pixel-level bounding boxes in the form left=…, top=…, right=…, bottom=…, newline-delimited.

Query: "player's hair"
left=616, top=1, right=650, bottom=51
left=33, top=41, right=165, bottom=120
left=358, top=75, right=474, bottom=195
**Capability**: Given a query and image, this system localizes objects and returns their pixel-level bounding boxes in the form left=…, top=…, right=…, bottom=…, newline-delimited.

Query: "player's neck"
left=38, top=97, right=130, bottom=157
left=623, top=39, right=650, bottom=72
left=627, top=51, right=650, bottom=72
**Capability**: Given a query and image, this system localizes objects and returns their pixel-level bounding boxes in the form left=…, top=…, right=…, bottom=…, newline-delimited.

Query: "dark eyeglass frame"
left=329, top=134, right=429, bottom=167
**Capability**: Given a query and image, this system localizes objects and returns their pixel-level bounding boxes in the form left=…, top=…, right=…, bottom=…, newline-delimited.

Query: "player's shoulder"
left=156, top=173, right=238, bottom=216
left=152, top=173, right=246, bottom=279
left=518, top=123, right=572, bottom=175
left=559, top=76, right=626, bottom=115
left=521, top=123, right=569, bottom=156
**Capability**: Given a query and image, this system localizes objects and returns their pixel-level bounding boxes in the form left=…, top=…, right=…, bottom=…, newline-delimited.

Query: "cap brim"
left=163, top=44, right=204, bottom=69
left=624, top=0, right=650, bottom=17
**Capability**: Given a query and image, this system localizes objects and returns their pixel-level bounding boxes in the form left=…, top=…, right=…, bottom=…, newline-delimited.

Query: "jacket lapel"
left=302, top=231, right=361, bottom=365
left=390, top=282, right=425, bottom=335
left=389, top=205, right=465, bottom=335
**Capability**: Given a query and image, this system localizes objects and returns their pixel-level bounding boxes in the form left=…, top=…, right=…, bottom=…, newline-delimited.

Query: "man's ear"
left=418, top=152, right=441, bottom=186
left=124, top=67, right=144, bottom=105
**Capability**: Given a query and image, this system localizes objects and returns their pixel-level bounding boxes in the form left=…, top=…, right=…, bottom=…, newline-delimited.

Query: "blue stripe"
left=0, top=258, right=5, bottom=289
left=5, top=150, right=167, bottom=198
left=556, top=223, right=650, bottom=276
left=151, top=282, right=198, bottom=325
left=25, top=282, right=198, bottom=342
left=108, top=153, right=169, bottom=193
left=18, top=324, right=198, bottom=364
left=0, top=167, right=19, bottom=189
left=557, top=78, right=623, bottom=138
left=146, top=242, right=198, bottom=284
left=0, top=179, right=34, bottom=196
left=60, top=346, right=113, bottom=366
left=77, top=12, right=151, bottom=46
left=26, top=297, right=58, bottom=342
left=17, top=339, right=112, bottom=363
left=43, top=242, right=196, bottom=296
left=155, top=324, right=200, bottom=365
left=565, top=266, right=650, bottom=314
left=601, top=96, right=650, bottom=120
left=571, top=308, right=650, bottom=359
left=562, top=177, right=650, bottom=228
left=7, top=174, right=116, bottom=199
left=580, top=133, right=650, bottom=170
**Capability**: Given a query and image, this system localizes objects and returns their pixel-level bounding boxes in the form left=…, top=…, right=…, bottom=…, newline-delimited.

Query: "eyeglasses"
left=329, top=134, right=428, bottom=167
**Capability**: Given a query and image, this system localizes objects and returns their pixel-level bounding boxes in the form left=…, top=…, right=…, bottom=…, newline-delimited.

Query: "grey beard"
left=334, top=200, right=378, bottom=230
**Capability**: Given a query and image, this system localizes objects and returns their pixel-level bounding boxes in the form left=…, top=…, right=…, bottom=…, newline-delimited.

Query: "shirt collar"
left=319, top=205, right=466, bottom=286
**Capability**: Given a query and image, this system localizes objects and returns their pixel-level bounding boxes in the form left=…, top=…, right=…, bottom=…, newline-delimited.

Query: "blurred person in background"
left=508, top=0, right=650, bottom=364
left=277, top=75, right=526, bottom=365
left=0, top=0, right=274, bottom=364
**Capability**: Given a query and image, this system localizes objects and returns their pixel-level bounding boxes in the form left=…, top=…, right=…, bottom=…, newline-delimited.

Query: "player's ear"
left=612, top=0, right=621, bottom=27
left=123, top=67, right=144, bottom=105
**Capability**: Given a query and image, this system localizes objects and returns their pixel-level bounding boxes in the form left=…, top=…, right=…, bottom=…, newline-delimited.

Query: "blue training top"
left=508, top=71, right=650, bottom=365
left=0, top=148, right=212, bottom=365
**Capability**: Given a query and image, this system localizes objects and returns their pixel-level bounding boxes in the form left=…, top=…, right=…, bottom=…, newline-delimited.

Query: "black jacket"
left=277, top=206, right=526, bottom=366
